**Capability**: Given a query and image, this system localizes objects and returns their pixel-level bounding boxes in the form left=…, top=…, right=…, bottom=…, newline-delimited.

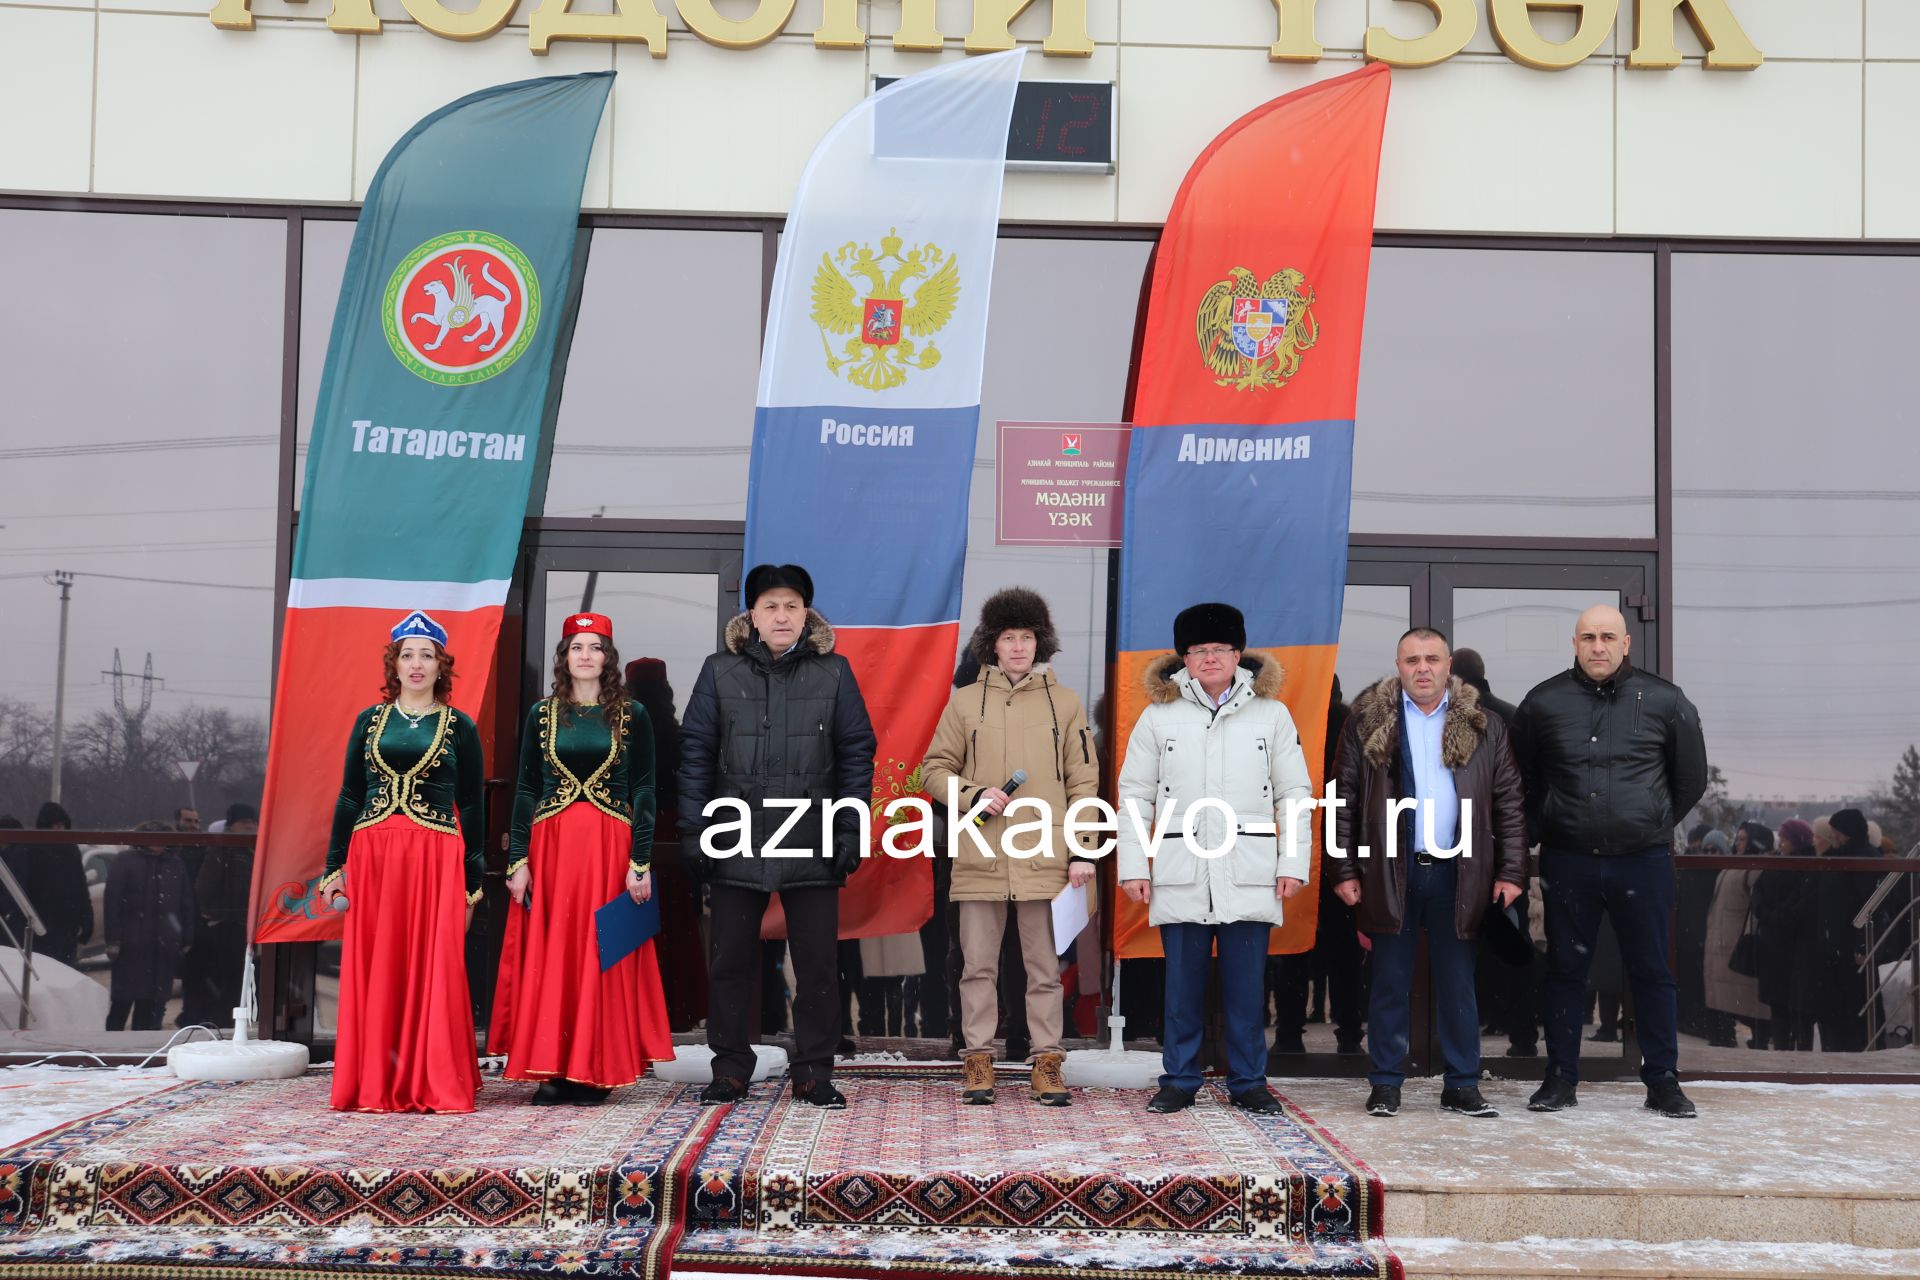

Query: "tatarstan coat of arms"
left=1194, top=266, right=1318, bottom=392
left=810, top=228, right=959, bottom=391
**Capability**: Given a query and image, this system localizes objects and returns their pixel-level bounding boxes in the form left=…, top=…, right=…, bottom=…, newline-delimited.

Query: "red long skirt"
left=331, top=815, right=482, bottom=1114
left=491, top=802, right=674, bottom=1087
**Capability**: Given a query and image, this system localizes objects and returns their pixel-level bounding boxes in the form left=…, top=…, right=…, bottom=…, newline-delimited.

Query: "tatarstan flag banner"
left=746, top=51, right=1025, bottom=939
left=1113, top=64, right=1390, bottom=960
left=250, top=73, right=612, bottom=943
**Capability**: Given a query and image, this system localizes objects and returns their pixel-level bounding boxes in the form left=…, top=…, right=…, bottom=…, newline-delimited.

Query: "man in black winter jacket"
left=1511, top=605, right=1708, bottom=1119
left=679, top=563, right=876, bottom=1110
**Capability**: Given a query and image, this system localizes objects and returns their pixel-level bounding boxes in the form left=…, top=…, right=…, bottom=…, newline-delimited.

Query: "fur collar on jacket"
left=723, top=608, right=837, bottom=657
left=1349, top=675, right=1486, bottom=769
left=1143, top=651, right=1285, bottom=705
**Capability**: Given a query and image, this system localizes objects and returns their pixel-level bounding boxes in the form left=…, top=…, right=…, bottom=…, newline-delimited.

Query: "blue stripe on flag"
left=1118, top=419, right=1354, bottom=652
left=745, top=403, right=979, bottom=627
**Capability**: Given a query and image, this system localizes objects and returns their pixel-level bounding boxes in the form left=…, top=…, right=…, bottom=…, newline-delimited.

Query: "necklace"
left=395, top=700, right=438, bottom=728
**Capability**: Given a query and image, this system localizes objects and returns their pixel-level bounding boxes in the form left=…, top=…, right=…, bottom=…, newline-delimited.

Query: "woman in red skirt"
left=322, top=610, right=484, bottom=1114
left=492, top=611, right=674, bottom=1104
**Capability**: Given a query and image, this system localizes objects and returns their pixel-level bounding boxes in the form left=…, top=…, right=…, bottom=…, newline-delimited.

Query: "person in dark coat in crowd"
left=1751, top=818, right=1813, bottom=1050
left=1454, top=651, right=1538, bottom=1055
left=626, top=656, right=709, bottom=1034
left=1513, top=605, right=1708, bottom=1119
left=1450, top=649, right=1517, bottom=725
left=179, top=804, right=257, bottom=1028
left=1703, top=822, right=1773, bottom=1049
left=0, top=802, right=93, bottom=969
left=1808, top=809, right=1879, bottom=1052
left=1673, top=822, right=1720, bottom=1039
left=104, top=821, right=195, bottom=1031
left=679, top=563, right=877, bottom=1110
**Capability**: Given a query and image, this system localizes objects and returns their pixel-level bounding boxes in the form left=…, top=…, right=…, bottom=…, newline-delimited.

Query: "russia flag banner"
left=746, top=51, right=1025, bottom=938
left=1113, top=65, right=1391, bottom=960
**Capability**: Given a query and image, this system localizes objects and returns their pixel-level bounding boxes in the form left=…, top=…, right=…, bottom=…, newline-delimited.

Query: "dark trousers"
left=1542, top=847, right=1679, bottom=1085
left=1477, top=888, right=1537, bottom=1050
left=1161, top=920, right=1271, bottom=1095
left=107, top=998, right=165, bottom=1031
left=1366, top=857, right=1481, bottom=1089
left=708, top=884, right=840, bottom=1086
left=1273, top=894, right=1364, bottom=1043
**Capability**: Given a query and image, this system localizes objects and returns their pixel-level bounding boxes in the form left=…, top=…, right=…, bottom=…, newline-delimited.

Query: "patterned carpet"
left=0, top=1067, right=1400, bottom=1278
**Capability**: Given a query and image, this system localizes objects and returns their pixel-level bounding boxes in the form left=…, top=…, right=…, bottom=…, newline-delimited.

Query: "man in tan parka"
left=921, top=587, right=1100, bottom=1107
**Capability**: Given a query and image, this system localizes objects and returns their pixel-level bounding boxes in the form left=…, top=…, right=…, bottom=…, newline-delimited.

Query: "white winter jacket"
left=1115, top=652, right=1314, bottom=927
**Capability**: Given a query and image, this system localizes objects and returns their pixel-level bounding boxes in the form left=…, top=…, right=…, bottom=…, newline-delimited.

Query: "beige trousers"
left=957, top=899, right=1063, bottom=1059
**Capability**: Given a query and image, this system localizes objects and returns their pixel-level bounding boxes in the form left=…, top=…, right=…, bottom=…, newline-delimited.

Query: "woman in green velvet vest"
left=489, top=612, right=674, bottom=1104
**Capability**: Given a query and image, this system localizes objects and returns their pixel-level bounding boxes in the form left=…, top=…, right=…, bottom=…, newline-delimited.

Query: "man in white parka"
left=1117, top=602, right=1315, bottom=1115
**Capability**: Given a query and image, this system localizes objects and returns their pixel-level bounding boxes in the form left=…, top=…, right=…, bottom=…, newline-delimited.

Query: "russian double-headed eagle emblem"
left=810, top=228, right=959, bottom=391
left=1195, top=267, right=1318, bottom=392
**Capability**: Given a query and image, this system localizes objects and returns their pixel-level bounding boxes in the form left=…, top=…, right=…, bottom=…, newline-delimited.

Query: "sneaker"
left=1335, top=1035, right=1365, bottom=1056
left=530, top=1079, right=571, bottom=1106
left=1364, top=1085, right=1400, bottom=1117
left=570, top=1084, right=611, bottom=1106
left=1230, top=1087, right=1282, bottom=1115
left=1030, top=1052, right=1071, bottom=1107
left=1527, top=1076, right=1579, bottom=1112
left=961, top=1052, right=996, bottom=1105
left=1644, top=1074, right=1697, bottom=1119
left=1439, top=1085, right=1499, bottom=1117
left=793, top=1080, right=847, bottom=1110
left=1145, top=1085, right=1195, bottom=1114
left=698, top=1076, right=749, bottom=1105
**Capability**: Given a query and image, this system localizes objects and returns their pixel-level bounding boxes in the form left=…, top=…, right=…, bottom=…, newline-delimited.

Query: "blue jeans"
left=1160, top=920, right=1272, bottom=1095
left=1540, top=846, right=1678, bottom=1086
left=1366, top=856, right=1481, bottom=1090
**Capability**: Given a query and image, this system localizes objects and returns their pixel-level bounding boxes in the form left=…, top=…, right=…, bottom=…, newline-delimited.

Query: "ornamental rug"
left=0, top=1072, right=717, bottom=1278
left=673, top=1065, right=1402, bottom=1279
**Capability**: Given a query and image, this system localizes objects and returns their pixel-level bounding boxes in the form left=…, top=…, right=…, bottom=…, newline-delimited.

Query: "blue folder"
left=595, top=891, right=662, bottom=972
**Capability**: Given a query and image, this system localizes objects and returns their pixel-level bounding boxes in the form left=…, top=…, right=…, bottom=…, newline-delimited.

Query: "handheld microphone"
left=974, top=769, right=1029, bottom=825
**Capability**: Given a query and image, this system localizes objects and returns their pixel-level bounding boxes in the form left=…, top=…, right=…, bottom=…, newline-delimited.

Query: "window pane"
left=1334, top=585, right=1410, bottom=717
left=0, top=208, right=283, bottom=1049
left=1452, top=586, right=1612, bottom=711
left=1354, top=248, right=1655, bottom=539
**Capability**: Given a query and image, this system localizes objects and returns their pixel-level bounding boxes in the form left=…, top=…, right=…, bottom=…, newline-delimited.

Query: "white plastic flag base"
left=169, top=1011, right=308, bottom=1081
left=654, top=1043, right=788, bottom=1084
left=1061, top=1047, right=1162, bottom=1089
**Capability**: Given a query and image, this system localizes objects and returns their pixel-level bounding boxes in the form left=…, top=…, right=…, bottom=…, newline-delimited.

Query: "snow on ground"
left=1395, top=1236, right=1920, bottom=1276
left=0, top=1064, right=182, bottom=1147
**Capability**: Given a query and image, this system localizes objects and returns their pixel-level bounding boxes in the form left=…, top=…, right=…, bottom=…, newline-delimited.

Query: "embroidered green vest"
left=508, top=697, right=658, bottom=877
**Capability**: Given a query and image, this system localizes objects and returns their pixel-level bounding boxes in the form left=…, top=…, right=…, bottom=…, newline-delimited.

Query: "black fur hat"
left=1173, top=602, right=1246, bottom=655
left=744, top=563, right=814, bottom=609
left=967, top=587, right=1060, bottom=667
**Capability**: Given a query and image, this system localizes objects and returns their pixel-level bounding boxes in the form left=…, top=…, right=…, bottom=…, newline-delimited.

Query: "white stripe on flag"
left=286, top=578, right=510, bottom=611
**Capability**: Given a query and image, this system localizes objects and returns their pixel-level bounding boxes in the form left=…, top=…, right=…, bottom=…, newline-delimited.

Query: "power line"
left=0, top=435, right=275, bottom=461
left=0, top=505, right=276, bottom=523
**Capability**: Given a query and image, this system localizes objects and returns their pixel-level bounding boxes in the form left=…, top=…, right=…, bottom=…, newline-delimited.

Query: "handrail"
left=1855, top=869, right=1912, bottom=931
left=0, top=857, right=45, bottom=1031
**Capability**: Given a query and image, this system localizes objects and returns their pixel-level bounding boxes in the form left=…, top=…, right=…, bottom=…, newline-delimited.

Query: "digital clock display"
left=872, top=78, right=1116, bottom=175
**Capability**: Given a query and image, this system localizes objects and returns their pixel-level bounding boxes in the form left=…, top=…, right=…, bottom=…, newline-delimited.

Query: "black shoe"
left=530, top=1079, right=571, bottom=1106
left=1005, top=1037, right=1032, bottom=1064
left=1145, top=1085, right=1195, bottom=1114
left=570, top=1084, right=612, bottom=1106
left=1644, top=1074, right=1697, bottom=1119
left=1364, top=1085, right=1400, bottom=1117
left=699, top=1076, right=749, bottom=1105
left=1587, top=1028, right=1618, bottom=1043
left=1335, top=1035, right=1365, bottom=1056
left=1527, top=1076, right=1579, bottom=1112
left=1440, top=1085, right=1499, bottom=1117
left=836, top=1037, right=858, bottom=1058
left=1270, top=1034, right=1307, bottom=1055
left=1230, top=1087, right=1282, bottom=1115
left=1506, top=1042, right=1539, bottom=1058
left=793, top=1080, right=847, bottom=1109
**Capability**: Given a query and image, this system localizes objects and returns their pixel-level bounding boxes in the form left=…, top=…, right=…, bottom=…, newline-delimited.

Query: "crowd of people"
left=2, top=569, right=1912, bottom=1123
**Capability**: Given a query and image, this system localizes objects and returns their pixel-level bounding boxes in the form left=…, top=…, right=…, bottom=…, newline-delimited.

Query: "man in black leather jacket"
left=679, top=563, right=877, bottom=1110
left=1510, top=605, right=1708, bottom=1119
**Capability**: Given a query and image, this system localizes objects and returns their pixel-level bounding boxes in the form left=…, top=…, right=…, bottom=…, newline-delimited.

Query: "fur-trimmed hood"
left=723, top=608, right=836, bottom=657
left=1143, top=650, right=1285, bottom=704
left=966, top=587, right=1060, bottom=668
left=1348, top=674, right=1486, bottom=769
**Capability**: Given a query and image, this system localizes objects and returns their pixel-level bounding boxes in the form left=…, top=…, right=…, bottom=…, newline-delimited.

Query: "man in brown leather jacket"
left=1328, top=628, right=1527, bottom=1119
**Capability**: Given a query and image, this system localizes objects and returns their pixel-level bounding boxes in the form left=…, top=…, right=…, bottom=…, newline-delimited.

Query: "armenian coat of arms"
left=1194, top=267, right=1318, bottom=392
left=810, top=228, right=959, bottom=391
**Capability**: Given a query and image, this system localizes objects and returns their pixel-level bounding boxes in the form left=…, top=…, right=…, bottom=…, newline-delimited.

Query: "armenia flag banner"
left=1113, top=64, right=1390, bottom=960
left=250, top=73, right=613, bottom=943
left=746, top=51, right=1024, bottom=938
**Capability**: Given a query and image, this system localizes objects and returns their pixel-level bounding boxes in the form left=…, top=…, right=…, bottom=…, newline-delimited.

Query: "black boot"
left=1439, top=1085, right=1498, bottom=1117
left=530, top=1079, right=571, bottom=1106
left=570, top=1084, right=612, bottom=1106
left=1527, top=1076, right=1579, bottom=1112
left=1644, top=1073, right=1697, bottom=1119
left=1364, top=1085, right=1400, bottom=1117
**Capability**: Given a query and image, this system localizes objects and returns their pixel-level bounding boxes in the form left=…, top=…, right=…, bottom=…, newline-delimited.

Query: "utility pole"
left=47, top=571, right=73, bottom=804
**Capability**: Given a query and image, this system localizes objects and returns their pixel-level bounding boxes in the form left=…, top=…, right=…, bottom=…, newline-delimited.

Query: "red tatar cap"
left=564, top=612, right=613, bottom=641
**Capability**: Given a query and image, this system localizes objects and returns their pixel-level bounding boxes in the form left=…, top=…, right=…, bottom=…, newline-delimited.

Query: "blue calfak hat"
left=390, top=610, right=448, bottom=646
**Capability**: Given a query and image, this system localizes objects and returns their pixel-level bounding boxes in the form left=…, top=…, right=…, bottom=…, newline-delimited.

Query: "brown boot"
left=1031, top=1051, right=1070, bottom=1107
left=961, top=1052, right=996, bottom=1105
